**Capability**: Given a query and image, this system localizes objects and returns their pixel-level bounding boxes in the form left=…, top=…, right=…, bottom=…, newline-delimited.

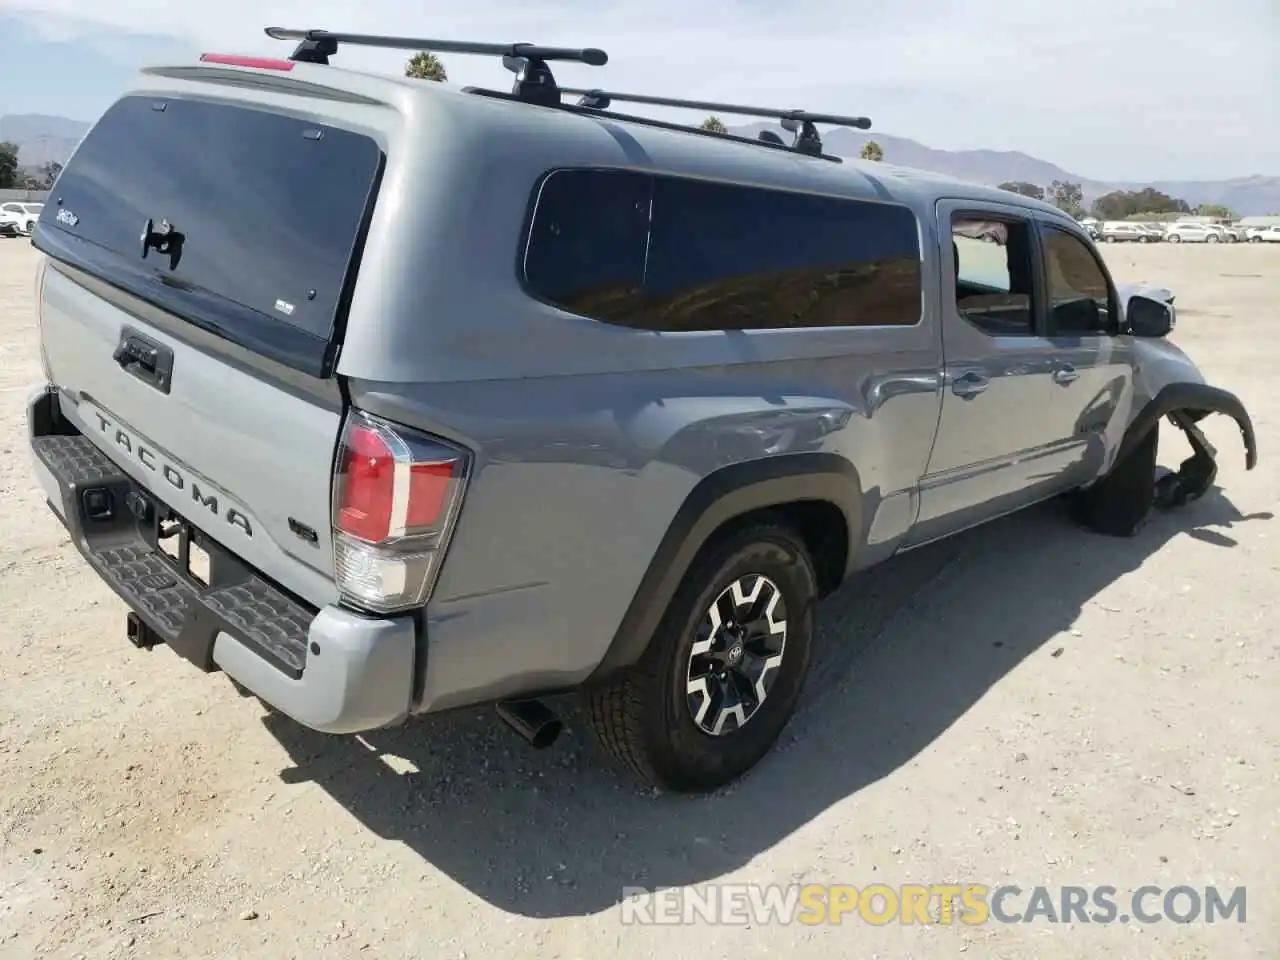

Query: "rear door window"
left=36, top=95, right=383, bottom=375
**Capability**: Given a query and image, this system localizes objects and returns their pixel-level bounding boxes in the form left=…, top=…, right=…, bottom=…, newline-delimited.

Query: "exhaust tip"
left=496, top=698, right=563, bottom=749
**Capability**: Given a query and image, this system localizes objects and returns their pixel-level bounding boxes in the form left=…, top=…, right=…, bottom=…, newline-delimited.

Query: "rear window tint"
left=37, top=95, right=382, bottom=371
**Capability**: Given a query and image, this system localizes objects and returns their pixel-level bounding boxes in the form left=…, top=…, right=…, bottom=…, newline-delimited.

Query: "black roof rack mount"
left=263, top=27, right=607, bottom=106
left=559, top=87, right=871, bottom=157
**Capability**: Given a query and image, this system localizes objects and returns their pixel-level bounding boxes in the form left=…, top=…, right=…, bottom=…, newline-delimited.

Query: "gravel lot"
left=0, top=240, right=1276, bottom=959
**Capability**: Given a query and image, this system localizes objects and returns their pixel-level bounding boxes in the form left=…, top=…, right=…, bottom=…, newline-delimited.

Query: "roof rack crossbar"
left=559, top=87, right=871, bottom=157
left=263, top=27, right=606, bottom=105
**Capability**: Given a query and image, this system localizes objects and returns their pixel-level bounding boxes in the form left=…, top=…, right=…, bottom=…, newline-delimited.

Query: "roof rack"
left=559, top=87, right=871, bottom=157
left=263, top=27, right=607, bottom=106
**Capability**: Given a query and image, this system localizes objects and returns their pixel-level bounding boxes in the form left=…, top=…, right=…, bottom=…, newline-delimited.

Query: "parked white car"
left=1101, top=221, right=1153, bottom=243
left=1246, top=225, right=1280, bottom=243
left=1165, top=222, right=1222, bottom=244
left=0, top=202, right=42, bottom=235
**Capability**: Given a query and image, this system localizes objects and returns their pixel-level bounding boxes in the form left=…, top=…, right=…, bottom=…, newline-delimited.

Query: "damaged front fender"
left=1071, top=325, right=1257, bottom=536
left=1115, top=359, right=1257, bottom=509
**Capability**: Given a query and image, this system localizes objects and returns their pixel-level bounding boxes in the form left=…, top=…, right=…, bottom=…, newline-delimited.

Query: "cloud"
left=0, top=0, right=1274, bottom=179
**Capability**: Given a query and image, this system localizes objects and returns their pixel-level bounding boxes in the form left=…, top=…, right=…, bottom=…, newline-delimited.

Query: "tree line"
left=998, top=180, right=1236, bottom=221
left=0, top=142, right=62, bottom=191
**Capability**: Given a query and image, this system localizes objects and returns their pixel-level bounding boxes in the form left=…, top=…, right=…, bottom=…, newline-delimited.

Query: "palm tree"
left=859, top=140, right=884, bottom=162
left=405, top=51, right=447, bottom=82
left=700, top=115, right=728, bottom=134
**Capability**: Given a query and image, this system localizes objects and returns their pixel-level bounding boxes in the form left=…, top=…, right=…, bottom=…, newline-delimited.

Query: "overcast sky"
left=0, top=0, right=1275, bottom=181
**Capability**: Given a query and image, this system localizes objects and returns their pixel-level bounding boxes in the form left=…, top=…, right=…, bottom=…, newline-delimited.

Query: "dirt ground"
left=0, top=240, right=1276, bottom=960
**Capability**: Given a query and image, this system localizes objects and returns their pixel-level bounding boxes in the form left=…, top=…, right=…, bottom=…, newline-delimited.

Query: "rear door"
left=33, top=91, right=384, bottom=607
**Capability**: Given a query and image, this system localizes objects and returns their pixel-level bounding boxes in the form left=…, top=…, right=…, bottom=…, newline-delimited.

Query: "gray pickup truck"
left=26, top=29, right=1256, bottom=793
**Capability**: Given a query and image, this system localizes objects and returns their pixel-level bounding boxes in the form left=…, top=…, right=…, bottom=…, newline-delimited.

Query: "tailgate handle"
left=113, top=327, right=174, bottom=394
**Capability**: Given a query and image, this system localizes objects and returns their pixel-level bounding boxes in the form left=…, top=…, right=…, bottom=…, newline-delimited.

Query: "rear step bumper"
left=27, top=385, right=415, bottom=735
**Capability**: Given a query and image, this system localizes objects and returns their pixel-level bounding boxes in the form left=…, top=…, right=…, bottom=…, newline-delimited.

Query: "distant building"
left=1238, top=215, right=1280, bottom=228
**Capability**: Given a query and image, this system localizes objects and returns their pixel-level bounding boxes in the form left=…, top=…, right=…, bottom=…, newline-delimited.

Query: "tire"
left=1249, top=236, right=1261, bottom=243
left=1168, top=234, right=1181, bottom=243
left=1068, top=424, right=1158, bottom=537
left=586, top=520, right=818, bottom=793
left=1207, top=234, right=1220, bottom=244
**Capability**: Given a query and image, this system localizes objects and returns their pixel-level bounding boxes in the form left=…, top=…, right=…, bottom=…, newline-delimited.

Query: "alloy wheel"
left=685, top=574, right=788, bottom=737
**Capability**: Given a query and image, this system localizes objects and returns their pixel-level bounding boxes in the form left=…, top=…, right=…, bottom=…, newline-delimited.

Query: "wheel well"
left=715, top=499, right=850, bottom=597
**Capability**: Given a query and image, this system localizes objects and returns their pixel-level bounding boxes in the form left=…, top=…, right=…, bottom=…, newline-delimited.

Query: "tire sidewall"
left=647, top=531, right=817, bottom=789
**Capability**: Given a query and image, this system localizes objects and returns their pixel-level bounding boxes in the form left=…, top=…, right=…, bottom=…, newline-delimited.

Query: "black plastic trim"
left=586, top=452, right=862, bottom=683
left=1117, top=382, right=1257, bottom=470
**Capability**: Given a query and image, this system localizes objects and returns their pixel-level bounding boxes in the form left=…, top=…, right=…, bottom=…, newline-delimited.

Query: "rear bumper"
left=27, top=385, right=415, bottom=735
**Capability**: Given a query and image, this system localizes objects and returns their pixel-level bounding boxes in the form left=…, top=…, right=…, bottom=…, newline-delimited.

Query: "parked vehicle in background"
left=1202, top=223, right=1229, bottom=243
left=1165, top=222, right=1218, bottom=243
left=1223, top=224, right=1249, bottom=243
left=1247, top=225, right=1280, bottom=243
left=24, top=27, right=1261, bottom=793
left=0, top=208, right=27, bottom=238
left=1101, top=221, right=1152, bottom=243
left=1139, top=223, right=1166, bottom=242
left=0, top=202, right=42, bottom=235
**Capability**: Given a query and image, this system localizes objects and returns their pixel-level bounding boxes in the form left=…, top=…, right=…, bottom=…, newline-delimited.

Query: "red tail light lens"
left=336, top=423, right=395, bottom=542
left=199, top=53, right=297, bottom=71
left=332, top=412, right=471, bottom=614
left=405, top=462, right=455, bottom=529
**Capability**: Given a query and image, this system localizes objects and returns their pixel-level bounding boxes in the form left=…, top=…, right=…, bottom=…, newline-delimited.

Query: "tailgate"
left=32, top=92, right=384, bottom=608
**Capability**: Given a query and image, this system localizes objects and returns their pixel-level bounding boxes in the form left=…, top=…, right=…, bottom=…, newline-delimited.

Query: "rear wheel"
left=586, top=521, right=817, bottom=793
left=1168, top=233, right=1182, bottom=243
left=1207, top=234, right=1220, bottom=244
left=1250, top=236, right=1262, bottom=243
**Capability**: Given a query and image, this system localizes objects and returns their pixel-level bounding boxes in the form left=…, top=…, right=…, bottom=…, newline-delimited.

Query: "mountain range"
left=729, top=123, right=1280, bottom=215
left=3, top=112, right=1277, bottom=214
left=0, top=114, right=86, bottom=169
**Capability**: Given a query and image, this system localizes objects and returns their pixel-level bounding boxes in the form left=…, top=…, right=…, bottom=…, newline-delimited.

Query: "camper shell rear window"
left=34, top=95, right=384, bottom=376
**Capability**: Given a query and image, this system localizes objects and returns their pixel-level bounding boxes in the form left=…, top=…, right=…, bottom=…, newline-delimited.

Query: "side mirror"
left=1125, top=295, right=1174, bottom=338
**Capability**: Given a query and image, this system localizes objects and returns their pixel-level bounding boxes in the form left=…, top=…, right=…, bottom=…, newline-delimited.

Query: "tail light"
left=332, top=411, right=471, bottom=614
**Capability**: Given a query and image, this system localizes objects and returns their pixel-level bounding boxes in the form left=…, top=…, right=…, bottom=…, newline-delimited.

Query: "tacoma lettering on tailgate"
left=92, top=411, right=253, bottom=537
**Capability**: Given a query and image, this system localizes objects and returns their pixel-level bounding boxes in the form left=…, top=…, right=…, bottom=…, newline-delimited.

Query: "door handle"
left=951, top=371, right=989, bottom=399
left=1053, top=365, right=1079, bottom=386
